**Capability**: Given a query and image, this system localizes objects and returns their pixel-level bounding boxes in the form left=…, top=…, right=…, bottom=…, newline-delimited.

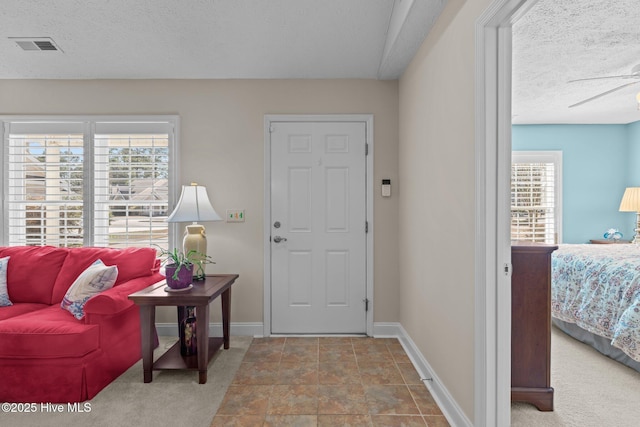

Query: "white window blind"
left=7, top=129, right=85, bottom=247
left=2, top=117, right=177, bottom=249
left=511, top=151, right=562, bottom=244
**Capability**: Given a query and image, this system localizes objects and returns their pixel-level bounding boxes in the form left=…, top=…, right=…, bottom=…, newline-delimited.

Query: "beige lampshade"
left=167, top=183, right=222, bottom=223
left=619, top=187, right=640, bottom=212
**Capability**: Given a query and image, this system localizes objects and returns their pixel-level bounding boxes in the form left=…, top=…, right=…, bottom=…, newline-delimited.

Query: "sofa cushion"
left=0, top=246, right=70, bottom=305
left=61, top=259, right=118, bottom=319
left=0, top=256, right=10, bottom=307
left=0, top=306, right=100, bottom=358
left=51, top=247, right=158, bottom=304
left=0, top=303, right=49, bottom=321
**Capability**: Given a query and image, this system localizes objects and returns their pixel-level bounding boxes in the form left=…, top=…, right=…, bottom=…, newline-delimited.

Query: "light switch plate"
left=226, top=209, right=245, bottom=222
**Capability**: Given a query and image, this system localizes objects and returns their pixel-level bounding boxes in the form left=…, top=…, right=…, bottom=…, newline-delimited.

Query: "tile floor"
left=211, top=336, right=450, bottom=427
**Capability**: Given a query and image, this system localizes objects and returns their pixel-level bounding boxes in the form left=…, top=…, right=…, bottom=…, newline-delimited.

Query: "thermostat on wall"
left=382, top=179, right=391, bottom=197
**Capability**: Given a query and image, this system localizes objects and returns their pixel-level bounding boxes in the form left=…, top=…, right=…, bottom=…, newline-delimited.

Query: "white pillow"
left=61, top=259, right=118, bottom=319
left=0, top=256, right=11, bottom=307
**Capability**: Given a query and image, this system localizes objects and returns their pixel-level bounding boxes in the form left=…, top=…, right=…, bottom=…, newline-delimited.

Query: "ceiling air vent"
left=10, top=37, right=62, bottom=52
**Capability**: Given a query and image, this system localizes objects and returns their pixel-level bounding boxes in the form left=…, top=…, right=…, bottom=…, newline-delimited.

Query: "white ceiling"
left=513, top=0, right=640, bottom=124
left=2, top=0, right=638, bottom=125
left=0, top=0, right=444, bottom=80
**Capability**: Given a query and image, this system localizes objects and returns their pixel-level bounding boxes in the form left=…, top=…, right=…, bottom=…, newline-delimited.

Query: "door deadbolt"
left=274, top=221, right=281, bottom=228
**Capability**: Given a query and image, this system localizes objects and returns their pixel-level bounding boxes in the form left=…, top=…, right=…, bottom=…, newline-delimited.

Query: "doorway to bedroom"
left=505, top=0, right=640, bottom=425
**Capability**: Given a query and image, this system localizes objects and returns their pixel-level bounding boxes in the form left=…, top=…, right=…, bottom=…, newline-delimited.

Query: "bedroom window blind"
left=1, top=117, right=178, bottom=250
left=511, top=151, right=562, bottom=244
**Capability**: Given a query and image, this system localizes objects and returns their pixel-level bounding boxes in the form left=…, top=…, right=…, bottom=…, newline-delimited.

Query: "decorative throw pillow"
left=0, top=256, right=11, bottom=307
left=61, top=259, right=118, bottom=320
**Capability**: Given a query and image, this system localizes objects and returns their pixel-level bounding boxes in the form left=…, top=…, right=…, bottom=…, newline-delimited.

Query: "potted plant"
left=158, top=248, right=214, bottom=289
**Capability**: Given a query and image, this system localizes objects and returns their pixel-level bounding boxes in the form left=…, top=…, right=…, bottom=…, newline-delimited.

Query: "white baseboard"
left=372, top=322, right=403, bottom=337
left=156, top=320, right=470, bottom=426
left=374, top=322, right=472, bottom=427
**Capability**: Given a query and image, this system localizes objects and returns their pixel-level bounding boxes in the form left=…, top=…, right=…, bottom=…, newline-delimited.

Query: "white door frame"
left=263, top=114, right=374, bottom=337
left=475, top=0, right=539, bottom=425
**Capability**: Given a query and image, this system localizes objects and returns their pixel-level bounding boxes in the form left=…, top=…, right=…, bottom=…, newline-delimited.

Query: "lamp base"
left=633, top=213, right=640, bottom=244
left=183, top=224, right=207, bottom=279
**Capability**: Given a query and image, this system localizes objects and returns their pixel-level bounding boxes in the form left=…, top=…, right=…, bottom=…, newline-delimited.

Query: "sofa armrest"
left=83, top=273, right=164, bottom=319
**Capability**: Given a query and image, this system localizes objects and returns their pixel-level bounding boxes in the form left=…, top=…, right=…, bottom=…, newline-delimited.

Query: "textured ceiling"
left=2, top=0, right=636, bottom=124
left=0, top=0, right=444, bottom=80
left=513, top=0, right=640, bottom=124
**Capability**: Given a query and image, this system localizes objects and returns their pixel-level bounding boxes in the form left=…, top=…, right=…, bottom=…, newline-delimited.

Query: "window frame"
left=0, top=115, right=180, bottom=248
left=511, top=150, right=563, bottom=244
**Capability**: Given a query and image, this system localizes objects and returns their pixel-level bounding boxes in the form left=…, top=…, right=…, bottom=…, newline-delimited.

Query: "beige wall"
left=0, top=79, right=399, bottom=325
left=398, top=0, right=492, bottom=421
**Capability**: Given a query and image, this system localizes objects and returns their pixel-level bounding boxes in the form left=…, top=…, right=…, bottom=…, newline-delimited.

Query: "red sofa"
left=0, top=246, right=163, bottom=403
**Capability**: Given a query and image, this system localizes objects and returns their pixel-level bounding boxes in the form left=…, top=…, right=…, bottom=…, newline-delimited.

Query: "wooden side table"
left=128, top=274, right=238, bottom=384
left=589, top=239, right=632, bottom=244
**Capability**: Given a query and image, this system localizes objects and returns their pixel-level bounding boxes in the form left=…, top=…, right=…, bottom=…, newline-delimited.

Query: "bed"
left=551, top=243, right=640, bottom=372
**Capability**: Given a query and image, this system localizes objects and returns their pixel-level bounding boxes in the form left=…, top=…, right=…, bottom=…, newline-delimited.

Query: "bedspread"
left=551, top=244, right=640, bottom=362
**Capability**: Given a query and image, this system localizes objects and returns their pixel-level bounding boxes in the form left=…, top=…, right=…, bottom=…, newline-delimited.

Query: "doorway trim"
left=263, top=114, right=374, bottom=337
left=475, top=0, right=539, bottom=425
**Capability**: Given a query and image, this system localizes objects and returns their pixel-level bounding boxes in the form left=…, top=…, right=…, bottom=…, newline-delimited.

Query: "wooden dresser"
left=511, top=243, right=558, bottom=411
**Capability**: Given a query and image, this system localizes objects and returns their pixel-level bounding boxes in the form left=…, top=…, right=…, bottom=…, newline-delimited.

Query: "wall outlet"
left=226, top=209, right=245, bottom=222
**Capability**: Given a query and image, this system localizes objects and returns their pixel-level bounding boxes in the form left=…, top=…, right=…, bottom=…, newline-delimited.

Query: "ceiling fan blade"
left=568, top=74, right=638, bottom=83
left=568, top=81, right=640, bottom=108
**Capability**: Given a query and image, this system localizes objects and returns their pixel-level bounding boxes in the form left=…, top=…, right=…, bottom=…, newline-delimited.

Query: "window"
left=1, top=116, right=178, bottom=250
left=511, top=151, right=562, bottom=244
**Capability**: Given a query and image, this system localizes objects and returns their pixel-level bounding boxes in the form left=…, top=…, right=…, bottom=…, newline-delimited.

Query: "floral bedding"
left=551, top=244, right=640, bottom=362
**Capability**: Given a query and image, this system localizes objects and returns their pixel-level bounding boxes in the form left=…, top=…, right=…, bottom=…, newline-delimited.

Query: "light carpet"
left=2, top=336, right=251, bottom=427
left=512, top=325, right=640, bottom=426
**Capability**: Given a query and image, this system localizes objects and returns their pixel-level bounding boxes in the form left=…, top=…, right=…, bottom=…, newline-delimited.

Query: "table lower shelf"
left=153, top=337, right=224, bottom=371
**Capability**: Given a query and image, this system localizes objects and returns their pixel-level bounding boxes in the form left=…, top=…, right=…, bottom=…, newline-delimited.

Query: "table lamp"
left=619, top=187, right=640, bottom=244
left=167, top=183, right=222, bottom=278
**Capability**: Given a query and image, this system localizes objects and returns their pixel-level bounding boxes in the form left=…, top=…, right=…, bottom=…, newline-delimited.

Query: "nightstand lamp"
left=619, top=187, right=640, bottom=244
left=167, top=183, right=222, bottom=279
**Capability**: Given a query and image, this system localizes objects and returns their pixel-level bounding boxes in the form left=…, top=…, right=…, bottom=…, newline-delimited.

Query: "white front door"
left=270, top=121, right=367, bottom=334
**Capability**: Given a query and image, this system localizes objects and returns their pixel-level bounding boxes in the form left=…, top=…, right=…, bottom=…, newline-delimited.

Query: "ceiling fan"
left=568, top=63, right=640, bottom=108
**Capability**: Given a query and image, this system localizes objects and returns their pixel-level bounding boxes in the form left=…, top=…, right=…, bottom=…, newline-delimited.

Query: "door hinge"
left=365, top=221, right=369, bottom=233
left=364, top=298, right=370, bottom=312
left=504, top=263, right=511, bottom=276
left=365, top=143, right=369, bottom=156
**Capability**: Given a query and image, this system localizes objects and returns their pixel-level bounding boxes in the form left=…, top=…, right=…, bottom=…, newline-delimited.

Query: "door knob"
left=273, top=236, right=287, bottom=243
